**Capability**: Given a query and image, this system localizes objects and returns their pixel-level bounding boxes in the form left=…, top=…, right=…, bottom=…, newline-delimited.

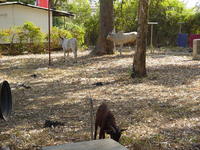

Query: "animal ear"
left=121, top=129, right=127, bottom=132
left=58, top=34, right=63, bottom=39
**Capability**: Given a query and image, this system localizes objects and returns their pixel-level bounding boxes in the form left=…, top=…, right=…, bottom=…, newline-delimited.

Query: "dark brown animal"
left=94, top=103, right=126, bottom=142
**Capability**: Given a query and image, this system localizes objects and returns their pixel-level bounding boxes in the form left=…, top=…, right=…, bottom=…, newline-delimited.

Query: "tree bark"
left=132, top=0, right=149, bottom=78
left=91, top=0, right=114, bottom=56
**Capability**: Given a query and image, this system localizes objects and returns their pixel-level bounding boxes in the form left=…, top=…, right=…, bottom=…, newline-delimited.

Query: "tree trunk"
left=91, top=0, right=114, bottom=56
left=132, top=0, right=149, bottom=78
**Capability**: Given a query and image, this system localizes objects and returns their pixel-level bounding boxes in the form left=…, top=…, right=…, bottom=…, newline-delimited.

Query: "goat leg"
left=67, top=51, right=69, bottom=57
left=119, top=44, right=123, bottom=56
left=94, top=123, right=98, bottom=140
left=64, top=50, right=66, bottom=62
left=73, top=50, right=77, bottom=63
left=99, top=128, right=105, bottom=139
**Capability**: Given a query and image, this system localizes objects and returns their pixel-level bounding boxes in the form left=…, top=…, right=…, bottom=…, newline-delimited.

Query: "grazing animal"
left=59, top=36, right=78, bottom=62
left=107, top=31, right=137, bottom=55
left=94, top=103, right=126, bottom=142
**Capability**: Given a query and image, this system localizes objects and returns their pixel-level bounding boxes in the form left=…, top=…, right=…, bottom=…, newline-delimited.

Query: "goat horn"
left=121, top=128, right=127, bottom=132
left=58, top=34, right=62, bottom=39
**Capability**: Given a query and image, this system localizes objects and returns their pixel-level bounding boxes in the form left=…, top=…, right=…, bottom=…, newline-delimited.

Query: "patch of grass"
left=120, top=136, right=133, bottom=145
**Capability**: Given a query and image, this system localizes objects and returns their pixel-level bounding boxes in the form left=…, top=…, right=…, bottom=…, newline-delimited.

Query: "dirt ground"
left=0, top=49, right=200, bottom=150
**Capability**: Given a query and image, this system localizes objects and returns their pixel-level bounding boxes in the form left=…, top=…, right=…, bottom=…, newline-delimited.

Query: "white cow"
left=107, top=31, right=137, bottom=55
left=59, top=37, right=77, bottom=62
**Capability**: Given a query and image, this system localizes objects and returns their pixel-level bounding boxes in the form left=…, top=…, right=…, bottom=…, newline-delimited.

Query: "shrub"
left=50, top=27, right=72, bottom=50
left=20, top=22, right=45, bottom=54
left=0, top=22, right=85, bottom=55
left=0, top=22, right=46, bottom=55
left=63, top=22, right=85, bottom=47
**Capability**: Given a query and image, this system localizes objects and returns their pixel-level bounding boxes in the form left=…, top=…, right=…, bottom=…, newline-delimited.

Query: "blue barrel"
left=177, top=33, right=188, bottom=47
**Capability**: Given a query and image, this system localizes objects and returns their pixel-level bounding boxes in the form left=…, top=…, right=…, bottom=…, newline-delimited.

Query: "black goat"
left=94, top=103, right=126, bottom=142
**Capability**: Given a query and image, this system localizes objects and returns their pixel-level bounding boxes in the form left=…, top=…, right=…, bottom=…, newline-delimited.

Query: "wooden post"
left=150, top=24, right=153, bottom=48
left=148, top=22, right=158, bottom=53
left=88, top=98, right=94, bottom=140
left=48, top=0, right=51, bottom=65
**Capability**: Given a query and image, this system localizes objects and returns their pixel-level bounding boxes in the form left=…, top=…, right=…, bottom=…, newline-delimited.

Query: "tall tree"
left=91, top=0, right=114, bottom=56
left=132, top=0, right=149, bottom=78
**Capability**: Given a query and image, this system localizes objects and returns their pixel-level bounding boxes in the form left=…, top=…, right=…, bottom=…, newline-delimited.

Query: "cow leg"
left=64, top=50, right=66, bottom=62
left=113, top=42, right=116, bottom=52
left=73, top=49, right=77, bottom=63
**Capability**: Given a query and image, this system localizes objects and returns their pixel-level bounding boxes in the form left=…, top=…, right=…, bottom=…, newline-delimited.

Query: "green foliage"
left=185, top=12, right=200, bottom=34
left=63, top=22, right=85, bottom=46
left=0, top=21, right=86, bottom=55
left=59, top=0, right=92, bottom=26
left=84, top=13, right=99, bottom=45
left=148, top=0, right=194, bottom=46
left=114, top=0, right=138, bottom=32
left=0, top=22, right=45, bottom=55
left=19, top=22, right=45, bottom=54
left=3, top=0, right=200, bottom=48
left=112, top=0, right=195, bottom=46
left=53, top=0, right=93, bottom=46
left=50, top=26, right=72, bottom=49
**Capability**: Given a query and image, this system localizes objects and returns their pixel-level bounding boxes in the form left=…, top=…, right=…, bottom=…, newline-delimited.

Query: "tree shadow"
left=127, top=125, right=200, bottom=150
left=1, top=52, right=200, bottom=149
left=146, top=64, right=200, bottom=87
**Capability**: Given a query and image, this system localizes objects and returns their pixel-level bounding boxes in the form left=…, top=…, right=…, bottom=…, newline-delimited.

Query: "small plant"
left=0, top=22, right=46, bottom=55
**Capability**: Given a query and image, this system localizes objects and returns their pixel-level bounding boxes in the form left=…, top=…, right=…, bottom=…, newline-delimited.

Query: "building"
left=0, top=2, right=73, bottom=33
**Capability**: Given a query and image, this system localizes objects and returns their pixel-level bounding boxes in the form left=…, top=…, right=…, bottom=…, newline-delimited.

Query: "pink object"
left=189, top=34, right=200, bottom=48
left=36, top=0, right=49, bottom=8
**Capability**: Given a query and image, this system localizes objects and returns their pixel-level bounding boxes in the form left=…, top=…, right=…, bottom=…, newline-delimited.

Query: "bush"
left=0, top=22, right=86, bottom=55
left=0, top=22, right=46, bottom=55
left=50, top=27, right=72, bottom=50
left=20, top=22, right=46, bottom=54
left=84, top=13, right=99, bottom=46
left=63, top=22, right=85, bottom=47
left=0, top=27, right=24, bottom=55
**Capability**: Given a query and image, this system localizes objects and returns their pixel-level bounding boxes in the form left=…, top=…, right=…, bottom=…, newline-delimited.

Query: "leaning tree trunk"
left=132, top=0, right=149, bottom=78
left=91, top=0, right=114, bottom=56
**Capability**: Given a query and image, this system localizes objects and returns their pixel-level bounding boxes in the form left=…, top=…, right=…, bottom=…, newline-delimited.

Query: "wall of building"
left=0, top=5, right=14, bottom=30
left=0, top=4, right=53, bottom=33
left=13, top=5, right=52, bottom=33
left=0, top=4, right=52, bottom=43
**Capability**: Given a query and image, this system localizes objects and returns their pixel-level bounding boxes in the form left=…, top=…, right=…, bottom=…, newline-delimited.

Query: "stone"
left=42, top=139, right=128, bottom=150
left=193, top=39, right=200, bottom=60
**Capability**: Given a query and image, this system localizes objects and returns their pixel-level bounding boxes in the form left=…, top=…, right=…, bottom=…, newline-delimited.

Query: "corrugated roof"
left=0, top=2, right=74, bottom=17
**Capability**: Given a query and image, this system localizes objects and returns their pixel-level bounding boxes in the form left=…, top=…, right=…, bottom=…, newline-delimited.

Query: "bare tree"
left=91, top=0, right=114, bottom=56
left=132, top=0, right=149, bottom=78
